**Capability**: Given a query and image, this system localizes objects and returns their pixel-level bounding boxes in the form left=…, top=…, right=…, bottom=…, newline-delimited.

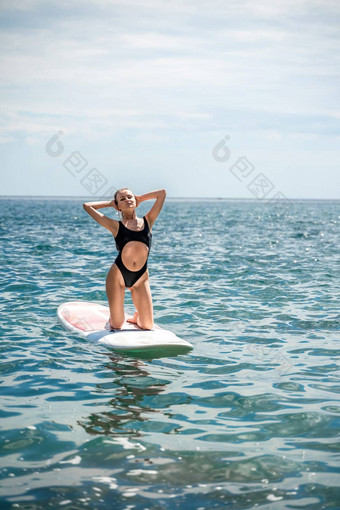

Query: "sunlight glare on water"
left=0, top=198, right=339, bottom=509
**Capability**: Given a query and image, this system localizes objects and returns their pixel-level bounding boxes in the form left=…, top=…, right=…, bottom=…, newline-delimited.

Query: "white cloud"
left=0, top=0, right=339, bottom=196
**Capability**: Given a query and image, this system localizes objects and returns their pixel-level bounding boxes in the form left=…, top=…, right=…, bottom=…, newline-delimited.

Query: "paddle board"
left=57, top=301, right=192, bottom=351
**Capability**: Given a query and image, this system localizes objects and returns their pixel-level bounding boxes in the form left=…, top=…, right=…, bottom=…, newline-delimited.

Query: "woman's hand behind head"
left=134, top=195, right=141, bottom=208
left=110, top=199, right=119, bottom=211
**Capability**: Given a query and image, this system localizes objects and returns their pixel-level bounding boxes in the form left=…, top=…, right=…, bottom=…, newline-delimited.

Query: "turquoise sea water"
left=0, top=197, right=339, bottom=509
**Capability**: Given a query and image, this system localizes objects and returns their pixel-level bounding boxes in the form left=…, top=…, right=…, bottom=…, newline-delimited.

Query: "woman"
left=83, top=188, right=166, bottom=330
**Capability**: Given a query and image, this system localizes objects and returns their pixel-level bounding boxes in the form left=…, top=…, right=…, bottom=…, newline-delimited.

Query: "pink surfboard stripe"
left=60, top=302, right=109, bottom=331
left=59, top=301, right=148, bottom=332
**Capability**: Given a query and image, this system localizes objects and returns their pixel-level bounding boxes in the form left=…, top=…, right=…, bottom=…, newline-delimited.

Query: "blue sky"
left=1, top=0, right=339, bottom=199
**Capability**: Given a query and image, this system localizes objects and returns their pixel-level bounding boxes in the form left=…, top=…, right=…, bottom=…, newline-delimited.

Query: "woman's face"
left=116, top=189, right=136, bottom=211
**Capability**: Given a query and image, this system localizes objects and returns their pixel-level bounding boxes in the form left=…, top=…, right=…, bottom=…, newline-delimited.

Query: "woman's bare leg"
left=106, top=263, right=125, bottom=329
left=130, top=274, right=153, bottom=330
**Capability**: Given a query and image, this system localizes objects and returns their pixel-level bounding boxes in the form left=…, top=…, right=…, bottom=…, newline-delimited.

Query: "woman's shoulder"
left=107, top=217, right=120, bottom=237
left=143, top=214, right=152, bottom=230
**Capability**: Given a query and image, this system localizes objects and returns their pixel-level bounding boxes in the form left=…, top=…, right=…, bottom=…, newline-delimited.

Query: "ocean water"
left=0, top=197, right=339, bottom=510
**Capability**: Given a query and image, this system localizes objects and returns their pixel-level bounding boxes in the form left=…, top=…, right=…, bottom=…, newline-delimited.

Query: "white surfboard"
left=57, top=301, right=192, bottom=351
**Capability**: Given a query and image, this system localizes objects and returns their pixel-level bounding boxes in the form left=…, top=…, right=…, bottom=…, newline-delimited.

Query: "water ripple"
left=0, top=199, right=340, bottom=509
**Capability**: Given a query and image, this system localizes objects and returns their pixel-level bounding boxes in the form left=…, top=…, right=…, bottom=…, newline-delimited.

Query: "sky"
left=1, top=0, right=339, bottom=199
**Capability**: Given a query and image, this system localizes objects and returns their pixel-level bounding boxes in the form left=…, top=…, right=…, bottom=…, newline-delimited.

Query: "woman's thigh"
left=130, top=275, right=153, bottom=330
left=106, top=263, right=125, bottom=328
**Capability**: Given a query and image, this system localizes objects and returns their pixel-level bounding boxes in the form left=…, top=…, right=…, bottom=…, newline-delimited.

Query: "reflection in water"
left=1, top=199, right=339, bottom=509
left=79, top=354, right=170, bottom=437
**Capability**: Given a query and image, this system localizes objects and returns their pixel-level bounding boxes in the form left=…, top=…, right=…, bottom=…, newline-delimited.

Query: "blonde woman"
left=83, top=188, right=166, bottom=330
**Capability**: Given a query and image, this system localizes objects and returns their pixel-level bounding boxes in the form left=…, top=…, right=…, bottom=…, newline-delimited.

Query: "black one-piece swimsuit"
left=114, top=216, right=152, bottom=288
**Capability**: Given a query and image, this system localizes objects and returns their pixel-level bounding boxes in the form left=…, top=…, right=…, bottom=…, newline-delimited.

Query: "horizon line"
left=0, top=195, right=339, bottom=202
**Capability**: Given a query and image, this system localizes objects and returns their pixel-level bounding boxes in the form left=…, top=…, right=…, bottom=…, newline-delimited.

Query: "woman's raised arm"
left=83, top=200, right=119, bottom=235
left=136, top=189, right=166, bottom=228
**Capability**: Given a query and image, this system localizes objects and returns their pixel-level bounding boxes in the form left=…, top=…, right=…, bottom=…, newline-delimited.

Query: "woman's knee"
left=110, top=317, right=125, bottom=329
left=108, top=301, right=125, bottom=329
left=138, top=318, right=154, bottom=330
